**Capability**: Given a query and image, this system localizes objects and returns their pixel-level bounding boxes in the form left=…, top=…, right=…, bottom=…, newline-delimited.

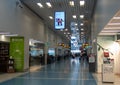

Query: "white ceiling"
left=99, top=10, right=120, bottom=35
left=20, top=0, right=96, bottom=42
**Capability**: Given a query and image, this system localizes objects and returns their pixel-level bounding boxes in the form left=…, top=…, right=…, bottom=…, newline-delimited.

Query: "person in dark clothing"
left=72, top=53, right=75, bottom=59
left=80, top=50, right=87, bottom=61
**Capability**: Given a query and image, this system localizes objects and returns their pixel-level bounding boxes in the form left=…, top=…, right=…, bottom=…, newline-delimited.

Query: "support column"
left=44, top=46, right=48, bottom=65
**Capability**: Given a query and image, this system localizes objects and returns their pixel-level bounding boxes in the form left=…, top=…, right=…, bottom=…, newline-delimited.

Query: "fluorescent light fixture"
left=80, top=15, right=84, bottom=19
left=49, top=16, right=53, bottom=19
left=1, top=35, right=5, bottom=39
left=80, top=1, right=85, bottom=6
left=108, top=23, right=120, bottom=25
left=29, top=39, right=44, bottom=44
left=37, top=3, right=43, bottom=8
left=73, top=15, right=77, bottom=19
left=0, top=32, right=10, bottom=35
left=4, top=34, right=18, bottom=37
left=69, top=1, right=74, bottom=6
left=46, top=2, right=52, bottom=8
left=113, top=17, right=120, bottom=19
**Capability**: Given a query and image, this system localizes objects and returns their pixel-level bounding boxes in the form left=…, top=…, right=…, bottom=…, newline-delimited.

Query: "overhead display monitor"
left=55, top=11, right=65, bottom=30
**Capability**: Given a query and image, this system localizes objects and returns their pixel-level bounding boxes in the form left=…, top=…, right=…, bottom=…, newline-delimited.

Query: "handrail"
left=97, top=43, right=113, bottom=55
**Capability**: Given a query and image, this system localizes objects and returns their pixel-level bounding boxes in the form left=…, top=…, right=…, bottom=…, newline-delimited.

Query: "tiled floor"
left=93, top=73, right=120, bottom=85
left=0, top=58, right=120, bottom=85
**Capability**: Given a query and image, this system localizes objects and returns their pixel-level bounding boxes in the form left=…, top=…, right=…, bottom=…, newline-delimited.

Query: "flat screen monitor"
left=55, top=11, right=65, bottom=30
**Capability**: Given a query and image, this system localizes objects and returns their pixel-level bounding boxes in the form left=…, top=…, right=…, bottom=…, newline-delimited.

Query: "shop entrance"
left=29, top=39, right=44, bottom=67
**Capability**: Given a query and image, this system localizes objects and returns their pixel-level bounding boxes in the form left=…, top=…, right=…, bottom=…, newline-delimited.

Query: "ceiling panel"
left=105, top=25, right=120, bottom=28
left=20, top=0, right=96, bottom=42
left=99, top=10, right=120, bottom=35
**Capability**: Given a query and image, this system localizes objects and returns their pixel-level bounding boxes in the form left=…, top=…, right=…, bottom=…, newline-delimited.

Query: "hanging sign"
left=104, top=51, right=109, bottom=57
left=55, top=11, right=65, bottom=30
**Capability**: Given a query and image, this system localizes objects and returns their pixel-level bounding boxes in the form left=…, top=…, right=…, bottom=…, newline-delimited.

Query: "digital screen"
left=55, top=11, right=65, bottom=30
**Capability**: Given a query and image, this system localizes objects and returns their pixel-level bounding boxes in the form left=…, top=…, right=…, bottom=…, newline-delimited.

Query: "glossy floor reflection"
left=0, top=58, right=97, bottom=85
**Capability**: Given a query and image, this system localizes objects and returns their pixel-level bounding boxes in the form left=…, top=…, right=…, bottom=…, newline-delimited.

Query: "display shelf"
left=0, top=42, right=10, bottom=72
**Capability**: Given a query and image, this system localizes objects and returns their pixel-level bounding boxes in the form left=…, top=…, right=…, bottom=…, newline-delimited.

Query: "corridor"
left=0, top=58, right=97, bottom=85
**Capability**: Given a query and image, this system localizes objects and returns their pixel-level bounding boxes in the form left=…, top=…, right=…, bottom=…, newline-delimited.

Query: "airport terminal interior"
left=0, top=0, right=120, bottom=85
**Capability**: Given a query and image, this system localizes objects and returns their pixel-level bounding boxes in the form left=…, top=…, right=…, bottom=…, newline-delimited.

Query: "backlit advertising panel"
left=55, top=11, right=65, bottom=30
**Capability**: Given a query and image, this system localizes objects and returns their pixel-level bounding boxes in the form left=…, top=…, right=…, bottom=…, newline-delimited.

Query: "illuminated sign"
left=55, top=11, right=65, bottom=30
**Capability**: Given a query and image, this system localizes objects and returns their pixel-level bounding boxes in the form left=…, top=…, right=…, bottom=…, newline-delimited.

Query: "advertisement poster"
left=55, top=11, right=65, bottom=30
left=10, top=37, right=24, bottom=71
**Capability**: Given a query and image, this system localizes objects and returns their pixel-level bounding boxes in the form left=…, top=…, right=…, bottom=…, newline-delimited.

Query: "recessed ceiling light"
left=75, top=23, right=78, bottom=26
left=67, top=32, right=70, bottom=34
left=49, top=16, right=53, bottom=19
left=69, top=1, right=74, bottom=6
left=4, top=34, right=18, bottom=36
left=80, top=23, right=84, bottom=26
left=80, top=15, right=84, bottom=19
left=66, top=35, right=68, bottom=37
left=73, top=15, right=77, bottom=19
left=80, top=1, right=85, bottom=6
left=81, top=28, right=84, bottom=31
left=46, top=2, right=52, bottom=8
left=37, top=3, right=43, bottom=8
left=65, top=29, right=68, bottom=31
left=0, top=32, right=10, bottom=35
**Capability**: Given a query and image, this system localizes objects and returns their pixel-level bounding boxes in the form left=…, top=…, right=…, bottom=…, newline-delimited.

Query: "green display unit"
left=10, top=36, right=24, bottom=72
